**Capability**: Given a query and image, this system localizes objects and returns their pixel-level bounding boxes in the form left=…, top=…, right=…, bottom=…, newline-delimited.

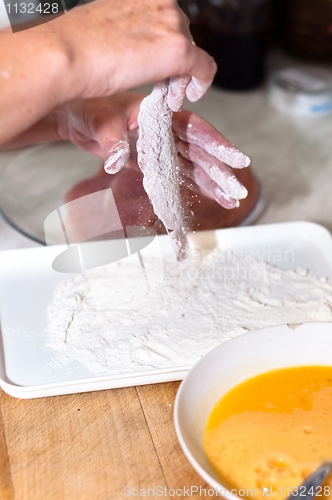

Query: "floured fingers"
left=173, top=110, right=250, bottom=169
left=178, top=154, right=239, bottom=209
left=167, top=74, right=213, bottom=111
left=168, top=75, right=191, bottom=112
left=177, top=140, right=247, bottom=201
left=193, top=166, right=240, bottom=209
left=103, top=138, right=130, bottom=174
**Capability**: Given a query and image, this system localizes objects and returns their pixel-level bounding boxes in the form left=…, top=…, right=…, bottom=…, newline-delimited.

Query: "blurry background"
left=0, top=0, right=10, bottom=28
left=178, top=0, right=332, bottom=90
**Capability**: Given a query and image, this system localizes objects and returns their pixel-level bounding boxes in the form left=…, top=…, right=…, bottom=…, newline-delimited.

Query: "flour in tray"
left=46, top=250, right=332, bottom=375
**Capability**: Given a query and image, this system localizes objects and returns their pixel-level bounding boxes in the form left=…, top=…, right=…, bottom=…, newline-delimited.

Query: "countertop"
left=1, top=53, right=332, bottom=499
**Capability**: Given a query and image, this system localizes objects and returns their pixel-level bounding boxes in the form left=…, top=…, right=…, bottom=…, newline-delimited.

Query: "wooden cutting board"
left=0, top=382, right=216, bottom=499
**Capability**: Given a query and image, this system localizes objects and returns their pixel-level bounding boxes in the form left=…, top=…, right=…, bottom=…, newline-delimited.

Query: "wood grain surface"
left=0, top=383, right=215, bottom=499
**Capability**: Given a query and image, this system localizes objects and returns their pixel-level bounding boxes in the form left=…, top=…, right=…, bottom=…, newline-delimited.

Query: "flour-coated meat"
left=136, top=80, right=188, bottom=261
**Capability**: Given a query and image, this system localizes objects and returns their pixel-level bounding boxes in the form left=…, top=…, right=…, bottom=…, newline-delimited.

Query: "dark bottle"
left=204, top=0, right=272, bottom=91
left=281, top=0, right=332, bottom=61
left=178, top=0, right=209, bottom=50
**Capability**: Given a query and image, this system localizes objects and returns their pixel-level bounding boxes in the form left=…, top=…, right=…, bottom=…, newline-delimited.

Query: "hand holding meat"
left=0, top=0, right=217, bottom=146
left=5, top=92, right=249, bottom=209
left=53, top=0, right=217, bottom=103
left=54, top=92, right=250, bottom=209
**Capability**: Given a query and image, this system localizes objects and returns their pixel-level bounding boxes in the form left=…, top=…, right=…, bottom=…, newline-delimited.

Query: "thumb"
left=103, top=137, right=130, bottom=174
left=91, top=113, right=130, bottom=174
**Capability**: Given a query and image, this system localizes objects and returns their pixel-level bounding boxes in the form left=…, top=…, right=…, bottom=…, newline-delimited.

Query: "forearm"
left=0, top=113, right=63, bottom=150
left=0, top=0, right=217, bottom=150
left=0, top=26, right=75, bottom=147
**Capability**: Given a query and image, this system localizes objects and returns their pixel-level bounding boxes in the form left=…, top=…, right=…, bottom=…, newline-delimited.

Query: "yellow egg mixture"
left=203, top=366, right=332, bottom=500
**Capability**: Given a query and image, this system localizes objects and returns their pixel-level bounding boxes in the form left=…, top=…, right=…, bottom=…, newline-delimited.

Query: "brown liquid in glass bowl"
left=66, top=165, right=261, bottom=240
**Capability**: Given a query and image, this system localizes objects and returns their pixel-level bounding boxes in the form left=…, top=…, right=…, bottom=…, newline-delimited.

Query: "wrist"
left=46, top=29, right=83, bottom=105
left=50, top=12, right=99, bottom=101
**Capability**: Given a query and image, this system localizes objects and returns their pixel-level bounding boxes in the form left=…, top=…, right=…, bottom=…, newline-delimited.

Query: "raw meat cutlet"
left=136, top=80, right=188, bottom=261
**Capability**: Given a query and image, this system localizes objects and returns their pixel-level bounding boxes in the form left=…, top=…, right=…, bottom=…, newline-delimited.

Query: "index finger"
left=177, top=43, right=217, bottom=98
left=175, top=2, right=217, bottom=101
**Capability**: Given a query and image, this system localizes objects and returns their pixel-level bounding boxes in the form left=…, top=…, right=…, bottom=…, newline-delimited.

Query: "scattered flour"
left=46, top=251, right=332, bottom=376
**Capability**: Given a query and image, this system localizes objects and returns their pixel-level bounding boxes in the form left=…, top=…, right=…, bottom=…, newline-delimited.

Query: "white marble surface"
left=185, top=85, right=332, bottom=231
left=1, top=58, right=332, bottom=252
left=0, top=149, right=40, bottom=250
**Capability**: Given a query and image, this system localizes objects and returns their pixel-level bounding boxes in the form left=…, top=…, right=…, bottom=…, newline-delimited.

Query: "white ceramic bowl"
left=174, top=322, right=332, bottom=499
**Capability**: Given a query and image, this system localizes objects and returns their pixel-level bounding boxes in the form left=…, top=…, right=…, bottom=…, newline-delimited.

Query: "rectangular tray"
left=1, top=221, right=332, bottom=399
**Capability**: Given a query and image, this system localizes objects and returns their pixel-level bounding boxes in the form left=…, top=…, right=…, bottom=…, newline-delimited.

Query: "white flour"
left=46, top=251, right=332, bottom=375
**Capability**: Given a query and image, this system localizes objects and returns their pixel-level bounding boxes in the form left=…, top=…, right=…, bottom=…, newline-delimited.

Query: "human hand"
left=55, top=92, right=250, bottom=209
left=172, top=110, right=250, bottom=208
left=0, top=0, right=216, bottom=149
left=53, top=0, right=216, bottom=107
left=3, top=91, right=249, bottom=209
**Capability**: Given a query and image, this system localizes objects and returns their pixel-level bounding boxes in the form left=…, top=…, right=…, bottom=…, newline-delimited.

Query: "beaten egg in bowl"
left=203, top=366, right=332, bottom=500
left=174, top=324, right=332, bottom=500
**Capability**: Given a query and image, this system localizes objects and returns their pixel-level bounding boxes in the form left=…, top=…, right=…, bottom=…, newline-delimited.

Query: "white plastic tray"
left=1, top=221, right=332, bottom=399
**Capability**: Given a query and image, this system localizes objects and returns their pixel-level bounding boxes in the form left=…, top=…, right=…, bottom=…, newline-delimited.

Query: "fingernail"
left=128, top=121, right=138, bottom=131
left=243, top=154, right=251, bottom=167
left=104, top=141, right=130, bottom=174
left=186, top=76, right=213, bottom=102
left=214, top=188, right=239, bottom=209
left=168, top=76, right=190, bottom=112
